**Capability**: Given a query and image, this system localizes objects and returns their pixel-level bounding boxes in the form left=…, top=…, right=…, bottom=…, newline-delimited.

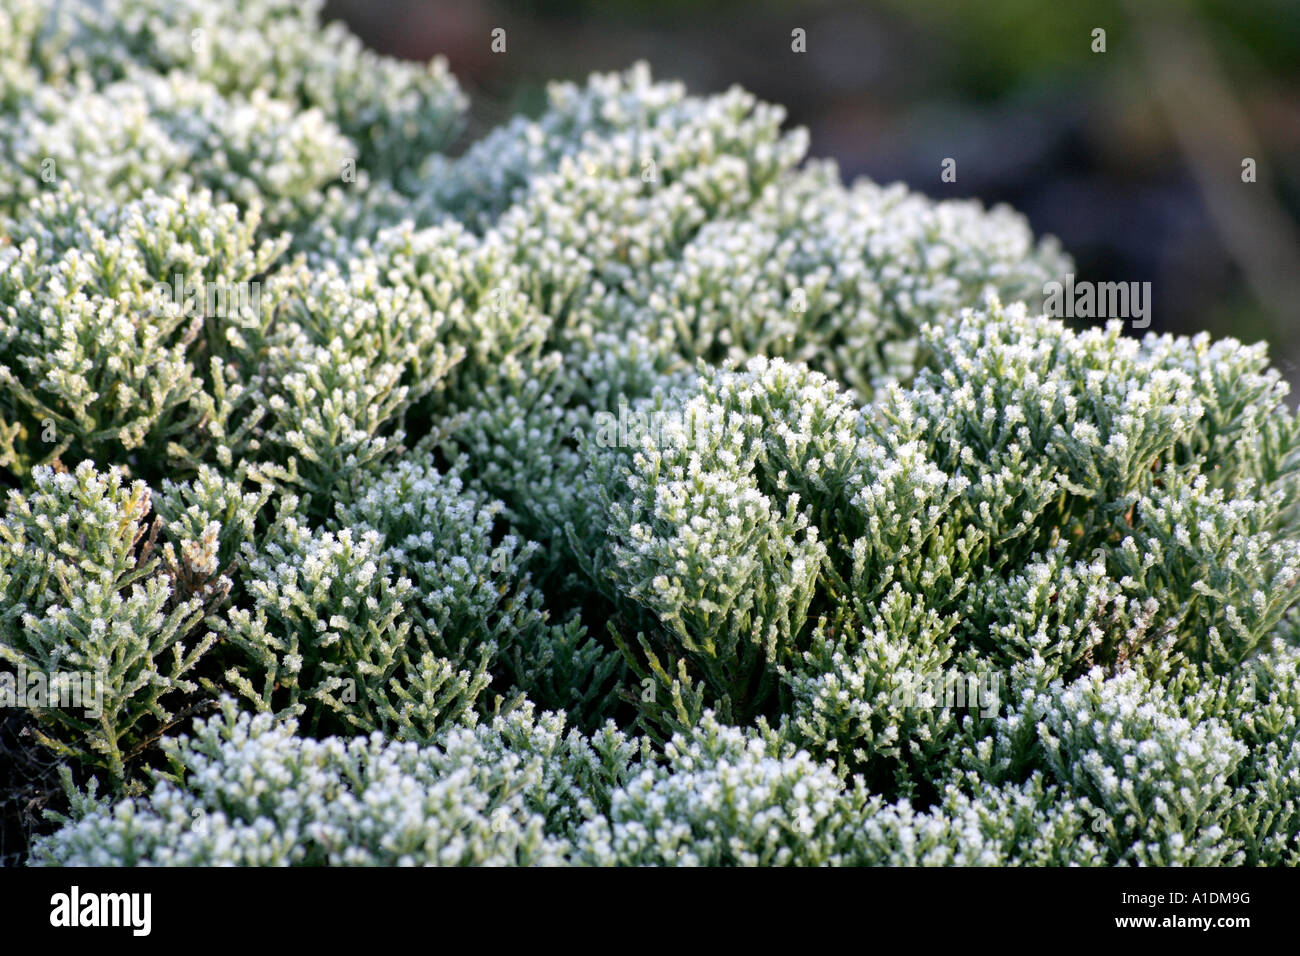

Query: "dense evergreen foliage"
left=3, top=0, right=1297, bottom=866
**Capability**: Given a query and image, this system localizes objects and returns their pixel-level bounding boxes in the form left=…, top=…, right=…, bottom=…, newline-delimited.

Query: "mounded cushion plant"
left=2, top=0, right=1298, bottom=866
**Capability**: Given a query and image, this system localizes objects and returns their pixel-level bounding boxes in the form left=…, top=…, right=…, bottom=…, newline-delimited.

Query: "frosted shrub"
left=71, top=0, right=465, bottom=182
left=31, top=700, right=575, bottom=866
left=0, top=462, right=209, bottom=788
left=577, top=713, right=868, bottom=866
left=1033, top=667, right=1247, bottom=865
left=0, top=0, right=464, bottom=227
left=331, top=457, right=624, bottom=727
left=4, top=0, right=1299, bottom=867
left=0, top=186, right=283, bottom=477
left=0, top=73, right=350, bottom=232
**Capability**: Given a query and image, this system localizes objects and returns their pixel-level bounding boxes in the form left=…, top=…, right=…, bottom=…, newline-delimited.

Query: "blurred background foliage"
left=324, top=0, right=1300, bottom=388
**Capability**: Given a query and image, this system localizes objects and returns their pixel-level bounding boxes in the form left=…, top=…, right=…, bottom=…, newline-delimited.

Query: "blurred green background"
left=324, top=0, right=1300, bottom=387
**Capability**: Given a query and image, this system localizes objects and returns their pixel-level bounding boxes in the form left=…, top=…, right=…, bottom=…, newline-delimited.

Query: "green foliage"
left=3, top=0, right=1298, bottom=868
left=0, top=186, right=284, bottom=478
left=0, top=0, right=464, bottom=229
left=0, top=462, right=209, bottom=787
left=32, top=701, right=584, bottom=866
